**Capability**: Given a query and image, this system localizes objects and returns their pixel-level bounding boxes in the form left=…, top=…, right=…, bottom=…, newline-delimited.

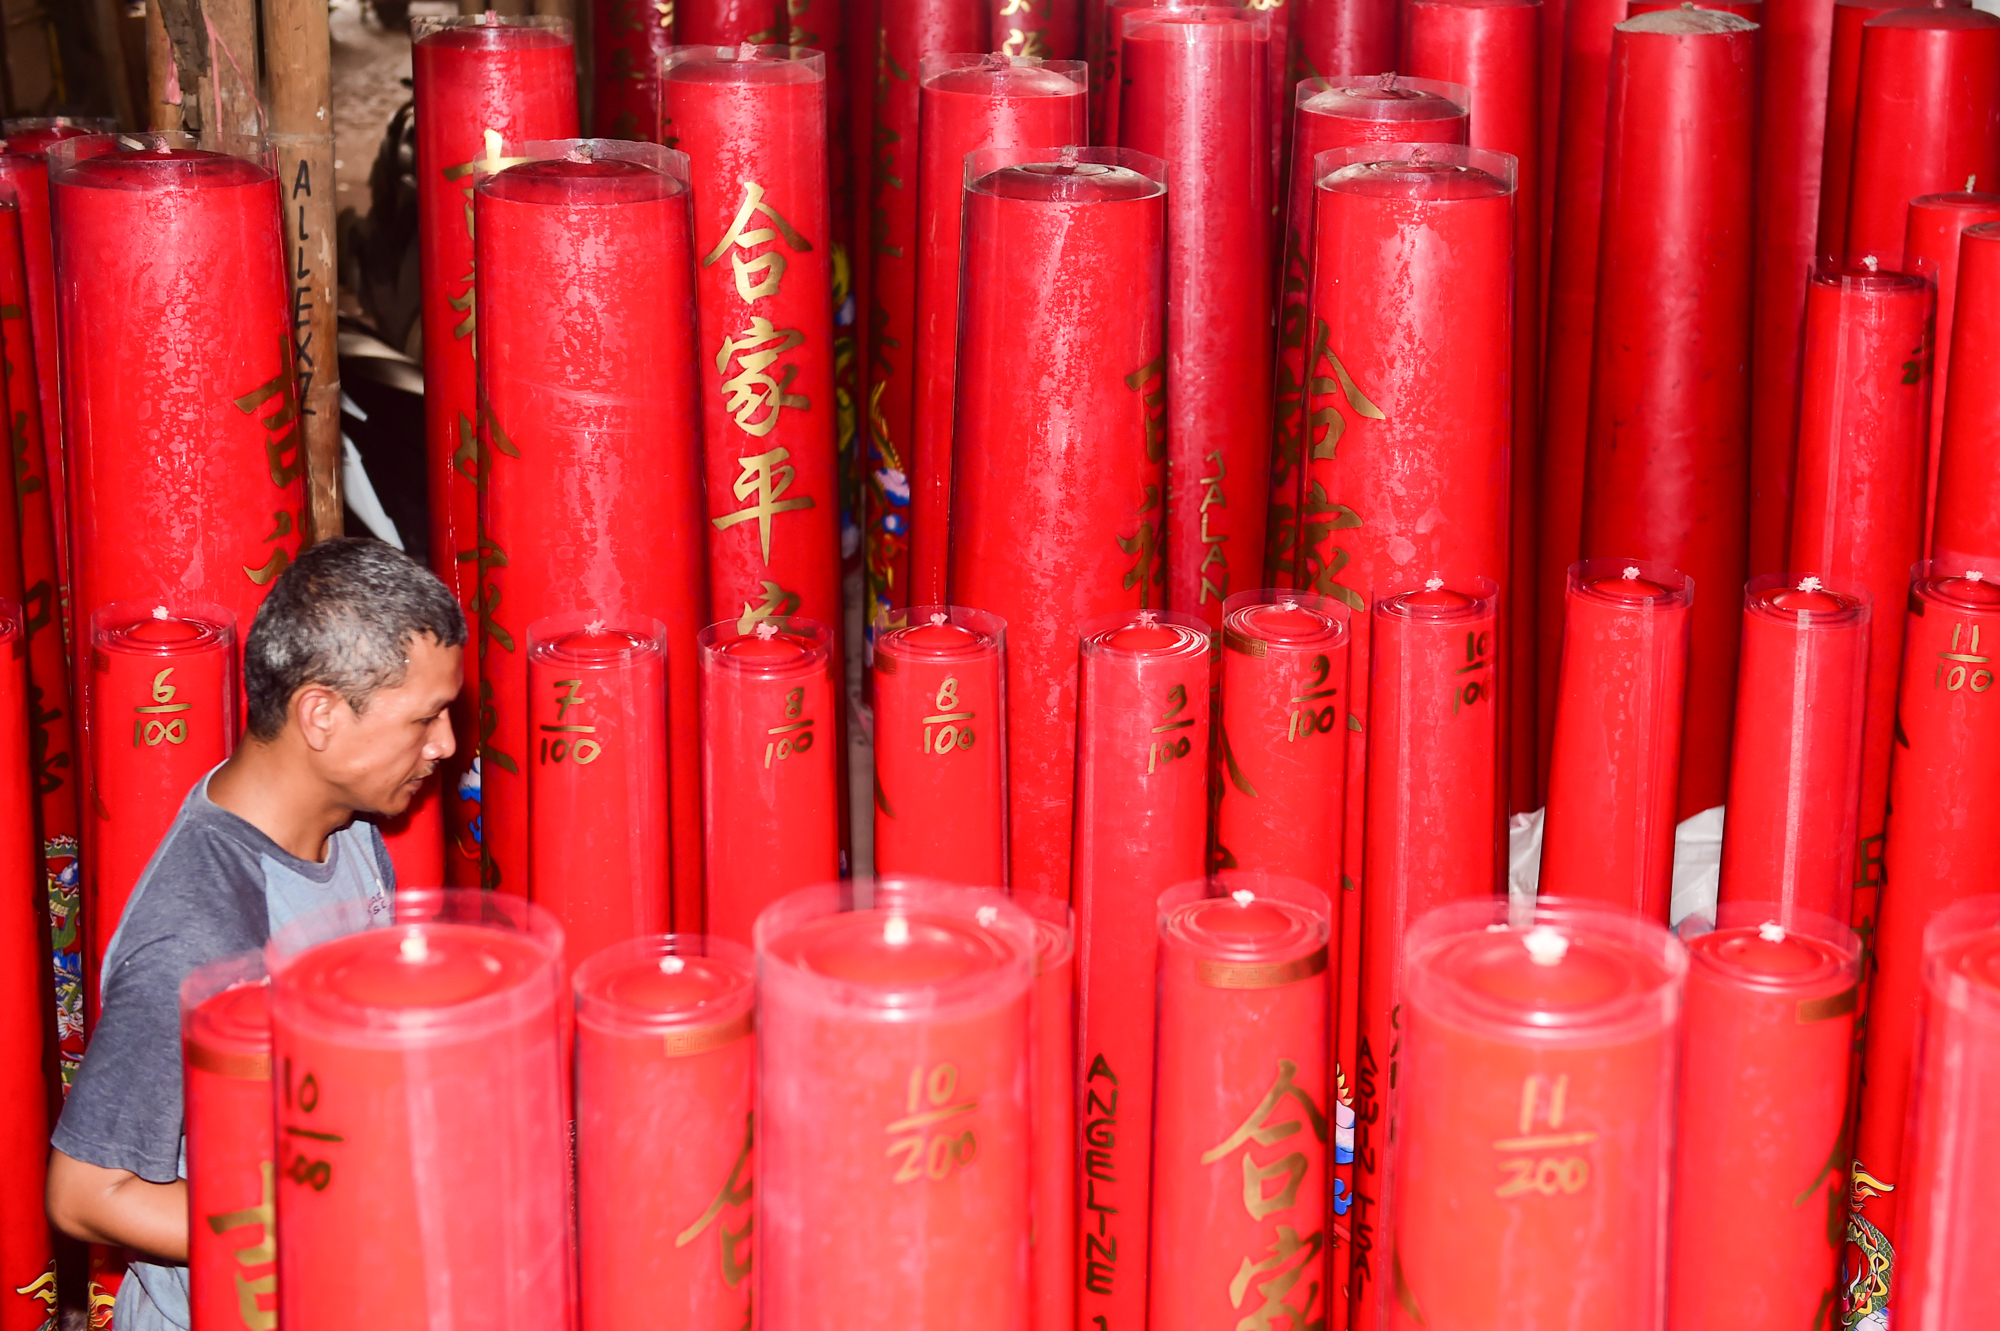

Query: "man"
left=46, top=538, right=464, bottom=1330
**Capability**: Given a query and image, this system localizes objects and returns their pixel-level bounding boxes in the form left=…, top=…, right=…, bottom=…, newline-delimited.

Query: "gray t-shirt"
left=52, top=772, right=393, bottom=1331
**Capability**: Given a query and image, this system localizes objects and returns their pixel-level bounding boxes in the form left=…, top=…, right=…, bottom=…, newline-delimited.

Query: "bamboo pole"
left=145, top=0, right=183, bottom=130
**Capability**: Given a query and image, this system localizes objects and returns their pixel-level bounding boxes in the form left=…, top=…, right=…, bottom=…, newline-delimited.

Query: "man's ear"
left=291, top=683, right=347, bottom=754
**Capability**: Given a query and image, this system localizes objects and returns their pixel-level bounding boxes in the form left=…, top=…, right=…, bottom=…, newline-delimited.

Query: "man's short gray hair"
left=244, top=538, right=467, bottom=740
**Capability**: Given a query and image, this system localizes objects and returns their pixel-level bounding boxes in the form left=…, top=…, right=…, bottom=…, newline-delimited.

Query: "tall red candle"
left=475, top=140, right=707, bottom=913
left=1787, top=264, right=1929, bottom=989
left=755, top=880, right=1033, bottom=1331
left=574, top=935, right=755, bottom=1331
left=664, top=46, right=842, bottom=643
left=1070, top=609, right=1210, bottom=1331
left=1150, top=875, right=1334, bottom=1331
left=592, top=0, right=675, bottom=138
left=997, top=0, right=1079, bottom=56
left=525, top=613, right=670, bottom=973
left=1293, top=0, right=1401, bottom=81
left=1714, top=576, right=1871, bottom=923
left=1117, top=6, right=1270, bottom=627
left=1269, top=77, right=1468, bottom=590
left=1668, top=908, right=1859, bottom=1331
left=268, top=890, right=574, bottom=1329
left=1931, top=225, right=2000, bottom=570
left=181, top=953, right=275, bottom=1331
left=903, top=56, right=1085, bottom=608
left=1349, top=579, right=1500, bottom=1329
left=1540, top=560, right=1692, bottom=921
left=697, top=618, right=840, bottom=946
left=374, top=784, right=446, bottom=888
left=948, top=147, right=1167, bottom=900
left=1391, top=898, right=1685, bottom=1330
left=678, top=0, right=785, bottom=42
left=1843, top=7, right=2000, bottom=270
left=412, top=16, right=578, bottom=887
left=1019, top=895, right=1075, bottom=1331
left=1580, top=8, right=1756, bottom=820
left=1905, top=192, right=2000, bottom=551
left=872, top=605, right=1008, bottom=887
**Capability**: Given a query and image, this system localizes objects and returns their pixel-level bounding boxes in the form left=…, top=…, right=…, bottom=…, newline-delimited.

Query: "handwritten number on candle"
left=885, top=1063, right=978, bottom=1183
left=133, top=666, right=193, bottom=748
left=766, top=687, right=815, bottom=767
left=537, top=677, right=603, bottom=765
left=923, top=674, right=976, bottom=755
left=1150, top=684, right=1196, bottom=773
left=1492, top=1074, right=1596, bottom=1199
left=1455, top=630, right=1493, bottom=714
left=1936, top=622, right=1994, bottom=693
left=1287, top=654, right=1338, bottom=742
left=280, top=1059, right=341, bottom=1193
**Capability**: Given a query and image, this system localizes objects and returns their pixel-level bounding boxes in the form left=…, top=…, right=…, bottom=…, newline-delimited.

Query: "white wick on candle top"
left=1863, top=255, right=1879, bottom=272
left=1137, top=609, right=1158, bottom=627
left=753, top=621, right=780, bottom=639
left=1758, top=921, right=1787, bottom=943
left=976, top=906, right=999, bottom=928
left=1622, top=565, right=1641, bottom=580
left=929, top=612, right=948, bottom=628
left=1797, top=575, right=1823, bottom=593
left=1231, top=888, right=1256, bottom=906
left=659, top=955, right=685, bottom=975
left=584, top=618, right=605, bottom=635
left=482, top=7, right=498, bottom=20
left=1970, top=570, right=1987, bottom=583
left=1281, top=599, right=1298, bottom=612
left=1971, top=175, right=1979, bottom=193
left=399, top=934, right=430, bottom=963
left=1523, top=926, right=1570, bottom=967
left=567, top=143, right=595, bottom=164
left=1424, top=576, right=1444, bottom=592
left=151, top=605, right=170, bottom=619
left=883, top=915, right=910, bottom=946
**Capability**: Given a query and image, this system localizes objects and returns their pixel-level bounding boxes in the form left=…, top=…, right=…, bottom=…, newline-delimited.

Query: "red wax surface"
left=1715, top=578, right=1870, bottom=922
left=591, top=0, right=674, bottom=138
left=862, top=0, right=990, bottom=627
left=182, top=960, right=275, bottom=1331
left=676, top=0, right=784, bottom=43
left=1933, top=225, right=2000, bottom=570
left=1541, top=561, right=1692, bottom=921
left=476, top=143, right=707, bottom=919
left=1269, top=77, right=1467, bottom=589
left=1843, top=8, right=2000, bottom=269
left=0, top=605, right=50, bottom=1331
left=697, top=620, right=839, bottom=945
left=0, top=214, right=20, bottom=606
left=526, top=617, right=670, bottom=973
left=269, top=903, right=573, bottom=1329
left=949, top=151, right=1167, bottom=899
left=995, top=0, right=1079, bottom=57
left=1350, top=581, right=1499, bottom=1327
left=1021, top=899, right=1075, bottom=1331
left=1149, top=879, right=1334, bottom=1331
left=1404, top=0, right=1543, bottom=813
left=873, top=607, right=1008, bottom=887
left=0, top=146, right=68, bottom=589
left=755, top=884, right=1033, bottom=1331
left=1906, top=193, right=2000, bottom=551
left=1392, top=901, right=1684, bottom=1328
left=373, top=779, right=445, bottom=887
left=1668, top=917, right=1858, bottom=1331
left=1850, top=567, right=2000, bottom=1305
left=574, top=936, right=756, bottom=1331
left=88, top=605, right=235, bottom=1025
left=1580, top=9, right=1756, bottom=820
left=1118, top=8, right=1270, bottom=628
left=904, top=58, right=1085, bottom=607
left=1787, top=266, right=1929, bottom=987
left=663, top=49, right=842, bottom=646
left=1070, top=610, right=1210, bottom=1331
left=1293, top=0, right=1402, bottom=88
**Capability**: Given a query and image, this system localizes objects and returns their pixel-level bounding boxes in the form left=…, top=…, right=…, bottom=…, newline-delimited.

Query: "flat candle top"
left=1031, top=916, right=1074, bottom=971
left=1226, top=601, right=1346, bottom=648
left=1411, top=0, right=1538, bottom=9
left=1808, top=265, right=1928, bottom=296
left=978, top=161, right=1165, bottom=204
left=98, top=612, right=230, bottom=655
left=1382, top=585, right=1488, bottom=621
left=485, top=156, right=686, bottom=206
left=712, top=629, right=824, bottom=672
left=1580, top=572, right=1679, bottom=605
left=283, top=923, right=550, bottom=1015
left=63, top=148, right=274, bottom=191
left=1619, top=5, right=1756, bottom=30
left=1323, top=159, right=1511, bottom=200
left=1124, top=8, right=1269, bottom=38
left=5, top=123, right=100, bottom=155
left=535, top=627, right=659, bottom=668
left=1910, top=191, right=2000, bottom=212
left=769, top=909, right=1021, bottom=989
left=1304, top=83, right=1465, bottom=121
left=1423, top=926, right=1679, bottom=1026
left=1939, top=929, right=2000, bottom=997
left=1163, top=894, right=1329, bottom=964
left=925, top=63, right=1083, bottom=97
left=878, top=619, right=997, bottom=663
left=186, top=981, right=272, bottom=1058
left=665, top=51, right=822, bottom=85
left=1750, top=582, right=1866, bottom=627
left=1086, top=617, right=1209, bottom=660
left=1866, top=4, right=1999, bottom=28
left=1923, top=574, right=2000, bottom=612
left=416, top=21, right=574, bottom=51
left=1689, top=927, right=1854, bottom=993
left=577, top=950, right=755, bottom=1031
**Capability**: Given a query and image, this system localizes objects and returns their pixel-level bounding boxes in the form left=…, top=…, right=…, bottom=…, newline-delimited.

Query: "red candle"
left=1787, top=264, right=1929, bottom=991
left=525, top=614, right=670, bottom=974
left=412, top=15, right=578, bottom=887
left=677, top=0, right=786, bottom=43
left=1847, top=563, right=2000, bottom=1316
left=1270, top=77, right=1468, bottom=591
left=904, top=57, right=1085, bottom=609
left=87, top=602, right=236, bottom=1022
left=1070, top=609, right=1210, bottom=1331
left=1392, top=899, right=1685, bottom=1329
left=663, top=46, right=842, bottom=644
left=475, top=140, right=707, bottom=916
left=872, top=605, right=1008, bottom=887
left=697, top=618, right=840, bottom=946
left=1349, top=579, right=1500, bottom=1328
left=1843, top=8, right=2000, bottom=270
left=1018, top=895, right=1075, bottom=1331
left=268, top=890, right=574, bottom=1329
left=755, top=880, right=1034, bottom=1331
left=1580, top=8, right=1756, bottom=820
left=573, top=935, right=755, bottom=1331
left=592, top=0, right=675, bottom=137
left=374, top=782, right=446, bottom=888
left=1666, top=908, right=1858, bottom=1331
left=1932, top=225, right=2000, bottom=570
left=948, top=147, right=1167, bottom=900
left=1905, top=191, right=2000, bottom=550
left=181, top=953, right=275, bottom=1331
left=1293, top=0, right=1401, bottom=84
left=1150, top=875, right=1334, bottom=1331
left=1715, top=576, right=1871, bottom=923
left=1540, top=560, right=1692, bottom=921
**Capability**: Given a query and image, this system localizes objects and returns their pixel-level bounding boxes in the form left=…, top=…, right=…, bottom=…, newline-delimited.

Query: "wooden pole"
left=145, top=0, right=184, bottom=130
left=200, top=0, right=260, bottom=141
left=89, top=0, right=138, bottom=129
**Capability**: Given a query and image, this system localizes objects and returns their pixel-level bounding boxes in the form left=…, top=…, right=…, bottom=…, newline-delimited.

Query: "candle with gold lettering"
left=526, top=614, right=670, bottom=972
left=756, top=880, right=1033, bottom=1331
left=995, top=0, right=1077, bottom=55
left=87, top=603, right=236, bottom=1023
left=575, top=935, right=755, bottom=1331
left=872, top=606, right=1008, bottom=887
left=677, top=0, right=785, bottom=43
left=476, top=140, right=707, bottom=915
left=182, top=953, right=276, bottom=1331
left=698, top=618, right=840, bottom=946
left=1071, top=608, right=1210, bottom=1331
left=949, top=146, right=1167, bottom=900
left=1392, top=899, right=1685, bottom=1329
left=591, top=0, right=674, bottom=138
left=1932, top=225, right=2000, bottom=572
left=1150, top=874, right=1333, bottom=1331
left=1019, top=894, right=1075, bottom=1331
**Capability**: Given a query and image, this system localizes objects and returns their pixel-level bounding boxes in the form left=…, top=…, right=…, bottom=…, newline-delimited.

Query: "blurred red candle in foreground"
left=574, top=935, right=755, bottom=1331
left=1931, top=225, right=2000, bottom=571
left=0, top=600, right=50, bottom=1331
left=1018, top=895, right=1075, bottom=1331
left=181, top=953, right=275, bottom=1331
left=1904, top=193, right=2000, bottom=550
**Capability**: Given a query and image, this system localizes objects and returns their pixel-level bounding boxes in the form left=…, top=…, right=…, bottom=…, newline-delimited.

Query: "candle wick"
left=1862, top=255, right=1879, bottom=272
left=399, top=934, right=429, bottom=962
left=584, top=618, right=606, bottom=634
left=1622, top=564, right=1641, bottom=580
left=482, top=6, right=497, bottom=21
left=151, top=605, right=170, bottom=619
left=1281, top=599, right=1299, bottom=612
left=1970, top=175, right=1979, bottom=193
left=1137, top=609, right=1158, bottom=627
left=976, top=905, right=999, bottom=928
left=568, top=143, right=594, bottom=164
left=1968, top=570, right=1986, bottom=583
left=1796, top=575, right=1823, bottom=594
left=883, top=915, right=910, bottom=945
left=1758, top=921, right=1787, bottom=943
left=929, top=612, right=948, bottom=627
left=1523, top=926, right=1570, bottom=967
left=1231, top=889, right=1256, bottom=906
left=754, top=621, right=780, bottom=639
left=1424, top=576, right=1444, bottom=592
left=1379, top=71, right=1398, bottom=91
left=659, top=955, right=685, bottom=974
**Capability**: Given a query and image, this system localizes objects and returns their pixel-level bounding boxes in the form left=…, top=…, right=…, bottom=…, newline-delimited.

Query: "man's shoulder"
left=112, top=800, right=276, bottom=955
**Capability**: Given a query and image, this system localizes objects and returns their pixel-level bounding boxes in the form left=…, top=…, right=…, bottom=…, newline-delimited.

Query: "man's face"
left=315, top=635, right=462, bottom=817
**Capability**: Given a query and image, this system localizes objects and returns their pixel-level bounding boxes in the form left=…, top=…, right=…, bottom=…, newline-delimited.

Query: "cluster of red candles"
left=0, top=0, right=1998, bottom=1320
